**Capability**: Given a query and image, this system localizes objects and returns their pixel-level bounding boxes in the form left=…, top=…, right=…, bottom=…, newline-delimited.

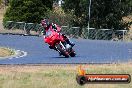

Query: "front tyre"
left=55, top=44, right=69, bottom=58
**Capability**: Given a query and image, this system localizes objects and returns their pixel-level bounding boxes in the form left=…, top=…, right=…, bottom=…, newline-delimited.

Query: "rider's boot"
left=65, top=39, right=75, bottom=47
left=62, top=34, right=75, bottom=47
left=49, top=46, right=58, bottom=51
left=49, top=46, right=54, bottom=49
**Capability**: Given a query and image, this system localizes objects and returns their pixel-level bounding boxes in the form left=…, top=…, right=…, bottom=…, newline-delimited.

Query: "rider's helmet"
left=41, top=19, right=49, bottom=28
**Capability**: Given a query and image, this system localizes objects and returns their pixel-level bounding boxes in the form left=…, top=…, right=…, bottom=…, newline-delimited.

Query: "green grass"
left=0, top=64, right=131, bottom=88
left=0, top=69, right=81, bottom=88
left=0, top=0, right=2, bottom=5
left=0, top=47, right=15, bottom=58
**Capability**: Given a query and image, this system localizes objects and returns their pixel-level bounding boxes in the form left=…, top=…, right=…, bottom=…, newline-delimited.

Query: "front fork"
left=55, top=41, right=66, bottom=53
left=59, top=41, right=66, bottom=50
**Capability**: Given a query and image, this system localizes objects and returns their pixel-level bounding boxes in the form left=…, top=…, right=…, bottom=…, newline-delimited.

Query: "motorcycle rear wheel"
left=70, top=50, right=76, bottom=57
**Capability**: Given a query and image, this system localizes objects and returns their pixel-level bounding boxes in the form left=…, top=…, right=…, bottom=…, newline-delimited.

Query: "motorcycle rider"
left=41, top=19, right=75, bottom=49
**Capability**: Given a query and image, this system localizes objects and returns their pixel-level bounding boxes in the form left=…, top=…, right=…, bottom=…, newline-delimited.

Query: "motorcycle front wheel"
left=55, top=43, right=69, bottom=58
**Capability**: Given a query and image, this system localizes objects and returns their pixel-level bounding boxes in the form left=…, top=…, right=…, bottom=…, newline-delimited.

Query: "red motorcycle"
left=44, top=25, right=76, bottom=58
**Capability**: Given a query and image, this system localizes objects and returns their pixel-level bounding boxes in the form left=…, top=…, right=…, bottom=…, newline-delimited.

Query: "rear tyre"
left=55, top=44, right=69, bottom=58
left=70, top=49, right=76, bottom=57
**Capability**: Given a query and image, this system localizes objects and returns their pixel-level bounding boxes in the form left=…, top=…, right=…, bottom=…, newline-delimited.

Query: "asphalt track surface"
left=0, top=34, right=132, bottom=64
